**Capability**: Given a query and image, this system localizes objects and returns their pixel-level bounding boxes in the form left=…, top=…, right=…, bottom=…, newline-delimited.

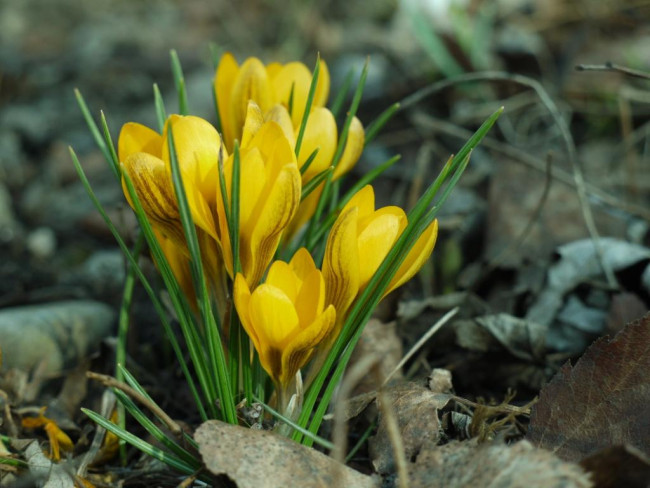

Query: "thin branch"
left=576, top=62, right=650, bottom=81
left=87, top=371, right=183, bottom=438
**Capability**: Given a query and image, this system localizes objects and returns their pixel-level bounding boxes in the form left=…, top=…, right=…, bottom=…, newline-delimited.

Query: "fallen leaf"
left=527, top=314, right=650, bottom=461
left=195, top=420, right=377, bottom=488
left=456, top=313, right=547, bottom=361
left=408, top=440, right=592, bottom=488
left=368, top=381, right=450, bottom=474
left=579, top=445, right=650, bottom=488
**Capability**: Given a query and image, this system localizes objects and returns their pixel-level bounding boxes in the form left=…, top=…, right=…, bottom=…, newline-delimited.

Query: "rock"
left=0, top=300, right=114, bottom=374
left=26, top=226, right=57, bottom=260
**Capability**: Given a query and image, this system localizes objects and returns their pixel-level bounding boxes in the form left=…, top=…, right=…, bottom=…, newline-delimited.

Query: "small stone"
left=26, top=226, right=57, bottom=259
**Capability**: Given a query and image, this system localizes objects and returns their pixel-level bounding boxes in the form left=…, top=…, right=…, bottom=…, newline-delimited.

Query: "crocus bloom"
left=233, top=248, right=336, bottom=388
left=322, top=185, right=439, bottom=320
left=118, top=115, right=226, bottom=299
left=214, top=53, right=330, bottom=152
left=118, top=115, right=224, bottom=246
left=216, top=102, right=301, bottom=287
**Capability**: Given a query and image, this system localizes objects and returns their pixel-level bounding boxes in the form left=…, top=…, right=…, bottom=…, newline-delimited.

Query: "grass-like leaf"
left=166, top=129, right=237, bottom=424
left=329, top=68, right=354, bottom=119
left=82, top=408, right=197, bottom=475
left=153, top=83, right=167, bottom=133
left=74, top=89, right=116, bottom=177
left=299, top=147, right=320, bottom=176
left=69, top=146, right=209, bottom=421
left=301, top=167, right=333, bottom=202
left=294, top=54, right=320, bottom=159
left=364, top=102, right=400, bottom=146
left=170, top=49, right=189, bottom=115
left=252, top=396, right=334, bottom=450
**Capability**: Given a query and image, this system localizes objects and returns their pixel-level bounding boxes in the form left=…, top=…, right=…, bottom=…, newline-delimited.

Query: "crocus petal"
left=249, top=284, right=300, bottom=382
left=313, top=59, right=330, bottom=108
left=322, top=207, right=360, bottom=318
left=283, top=184, right=322, bottom=242
left=341, top=184, right=375, bottom=219
left=269, top=62, right=313, bottom=127
left=162, top=115, right=221, bottom=239
left=244, top=163, right=301, bottom=287
left=288, top=247, right=317, bottom=283
left=234, top=273, right=261, bottom=354
left=231, top=57, right=272, bottom=146
left=240, top=101, right=264, bottom=148
left=118, top=122, right=162, bottom=162
left=265, top=104, right=295, bottom=147
left=298, top=106, right=337, bottom=182
left=279, top=304, right=336, bottom=387
left=121, top=152, right=185, bottom=245
left=332, top=116, right=364, bottom=180
left=385, top=219, right=439, bottom=296
left=155, top=229, right=195, bottom=304
left=357, top=207, right=407, bottom=290
left=295, top=269, right=325, bottom=327
left=215, top=52, right=239, bottom=151
left=265, top=261, right=300, bottom=302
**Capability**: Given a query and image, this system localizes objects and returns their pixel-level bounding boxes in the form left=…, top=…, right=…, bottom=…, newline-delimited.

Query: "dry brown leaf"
left=579, top=445, right=650, bottom=488
left=368, top=381, right=450, bottom=474
left=408, top=440, right=592, bottom=488
left=527, top=314, right=650, bottom=462
left=195, top=420, right=377, bottom=488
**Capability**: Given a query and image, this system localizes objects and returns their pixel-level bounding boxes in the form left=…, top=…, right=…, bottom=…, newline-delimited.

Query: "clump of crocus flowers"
left=116, top=53, right=438, bottom=411
left=71, top=51, right=488, bottom=465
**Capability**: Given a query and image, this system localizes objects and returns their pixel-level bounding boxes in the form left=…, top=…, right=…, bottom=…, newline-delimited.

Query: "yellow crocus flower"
left=118, top=115, right=226, bottom=303
left=233, top=248, right=336, bottom=389
left=322, top=185, right=439, bottom=320
left=118, top=115, right=224, bottom=245
left=216, top=102, right=302, bottom=287
left=214, top=52, right=330, bottom=152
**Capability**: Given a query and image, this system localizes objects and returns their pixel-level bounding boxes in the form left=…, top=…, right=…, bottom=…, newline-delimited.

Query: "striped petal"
left=231, top=57, right=272, bottom=147
left=121, top=152, right=184, bottom=245
left=280, top=304, right=335, bottom=387
left=118, top=122, right=162, bottom=162
left=322, top=206, right=360, bottom=319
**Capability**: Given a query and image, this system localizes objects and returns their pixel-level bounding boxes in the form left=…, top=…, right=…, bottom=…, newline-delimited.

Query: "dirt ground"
left=1, top=0, right=649, bottom=486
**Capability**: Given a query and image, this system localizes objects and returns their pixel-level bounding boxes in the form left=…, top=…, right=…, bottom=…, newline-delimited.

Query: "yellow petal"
left=283, top=184, right=322, bottom=243
left=342, top=184, right=375, bottom=219
left=333, top=116, right=364, bottom=180
left=289, top=247, right=317, bottom=282
left=241, top=100, right=264, bottom=148
left=121, top=152, right=185, bottom=245
left=249, top=120, right=296, bottom=168
left=265, top=104, right=295, bottom=147
left=244, top=163, right=301, bottom=287
left=313, top=59, right=330, bottom=108
left=295, top=268, right=325, bottom=327
left=279, top=304, right=335, bottom=386
left=162, top=115, right=220, bottom=239
left=249, top=284, right=300, bottom=380
left=233, top=273, right=262, bottom=354
left=357, top=207, right=406, bottom=290
left=269, top=62, right=312, bottom=127
left=298, top=107, right=337, bottom=182
left=215, top=52, right=239, bottom=151
left=231, top=57, right=272, bottom=145
left=322, top=207, right=360, bottom=318
left=118, top=122, right=162, bottom=162
left=385, top=219, right=438, bottom=295
left=266, top=260, right=300, bottom=302
left=155, top=229, right=195, bottom=303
